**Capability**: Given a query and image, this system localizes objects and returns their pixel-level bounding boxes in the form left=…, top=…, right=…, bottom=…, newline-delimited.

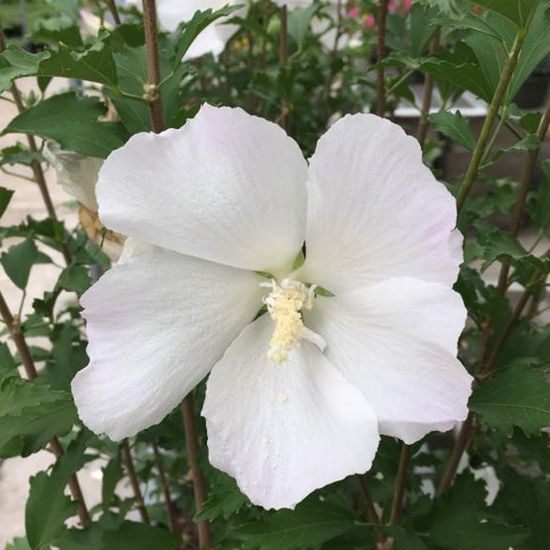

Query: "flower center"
left=261, top=278, right=325, bottom=363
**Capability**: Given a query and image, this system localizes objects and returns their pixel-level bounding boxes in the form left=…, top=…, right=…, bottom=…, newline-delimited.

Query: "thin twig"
left=0, top=26, right=71, bottom=265
left=389, top=444, right=410, bottom=524
left=496, top=99, right=550, bottom=293
left=122, top=438, right=151, bottom=524
left=0, top=290, right=90, bottom=524
left=141, top=0, right=164, bottom=132
left=279, top=5, right=289, bottom=130
left=106, top=0, right=121, bottom=25
left=455, top=26, right=529, bottom=213
left=180, top=397, right=211, bottom=550
left=416, top=34, right=440, bottom=147
left=152, top=441, right=178, bottom=532
left=357, top=475, right=386, bottom=547
left=375, top=0, right=389, bottom=116
left=436, top=266, right=546, bottom=494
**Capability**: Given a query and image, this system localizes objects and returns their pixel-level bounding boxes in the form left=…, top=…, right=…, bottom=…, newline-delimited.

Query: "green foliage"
left=234, top=500, right=358, bottom=550
left=0, top=370, right=77, bottom=458
left=25, top=431, right=95, bottom=549
left=429, top=110, right=476, bottom=150
left=4, top=92, right=128, bottom=158
left=0, top=236, right=39, bottom=289
left=470, top=365, right=550, bottom=435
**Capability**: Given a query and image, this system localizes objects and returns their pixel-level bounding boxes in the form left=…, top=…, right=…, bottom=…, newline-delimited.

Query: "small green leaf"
left=0, top=373, right=77, bottom=458
left=288, top=4, right=317, bottom=49
left=429, top=110, right=476, bottom=151
left=26, top=432, right=94, bottom=550
left=0, top=45, right=49, bottom=93
left=4, top=92, right=128, bottom=159
left=100, top=521, right=181, bottom=549
left=58, top=264, right=92, bottom=294
left=0, top=236, right=39, bottom=289
left=102, top=452, right=124, bottom=510
left=474, top=0, right=541, bottom=28
left=4, top=537, right=31, bottom=550
left=469, top=365, right=550, bottom=435
left=196, top=470, right=248, bottom=521
left=429, top=471, right=530, bottom=549
left=0, top=186, right=14, bottom=218
left=234, top=500, right=356, bottom=550
left=38, top=39, right=118, bottom=86
left=0, top=143, right=43, bottom=166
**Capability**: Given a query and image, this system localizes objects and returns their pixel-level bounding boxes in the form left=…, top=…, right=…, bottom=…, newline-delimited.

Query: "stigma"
left=261, top=278, right=326, bottom=363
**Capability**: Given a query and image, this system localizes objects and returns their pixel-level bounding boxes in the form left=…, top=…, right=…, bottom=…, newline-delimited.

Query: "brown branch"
left=122, top=438, right=151, bottom=524
left=375, top=0, right=389, bottom=116
left=180, top=397, right=211, bottom=550
left=141, top=0, right=164, bottom=133
left=496, top=99, right=550, bottom=293
left=357, top=475, right=386, bottom=547
left=152, top=441, right=178, bottom=532
left=436, top=267, right=546, bottom=494
left=106, top=0, right=121, bottom=25
left=279, top=5, right=289, bottom=130
left=389, top=444, right=410, bottom=524
left=0, top=290, right=90, bottom=524
left=0, top=26, right=71, bottom=265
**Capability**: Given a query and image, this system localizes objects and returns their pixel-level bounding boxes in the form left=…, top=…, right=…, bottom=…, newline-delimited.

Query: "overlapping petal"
left=72, top=248, right=263, bottom=440
left=306, top=278, right=472, bottom=444
left=300, top=114, right=461, bottom=294
left=97, top=105, right=308, bottom=274
left=202, top=315, right=380, bottom=509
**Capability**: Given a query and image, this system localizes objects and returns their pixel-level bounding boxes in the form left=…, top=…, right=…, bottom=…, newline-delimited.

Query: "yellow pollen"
left=263, top=278, right=314, bottom=363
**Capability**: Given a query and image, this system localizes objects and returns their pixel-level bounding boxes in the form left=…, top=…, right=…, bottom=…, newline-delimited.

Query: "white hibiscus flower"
left=71, top=104, right=472, bottom=510
left=125, top=0, right=246, bottom=59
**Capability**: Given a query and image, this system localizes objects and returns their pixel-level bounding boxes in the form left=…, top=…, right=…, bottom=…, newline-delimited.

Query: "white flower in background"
left=43, top=141, right=102, bottom=211
left=71, top=104, right=472, bottom=509
left=125, top=0, right=246, bottom=59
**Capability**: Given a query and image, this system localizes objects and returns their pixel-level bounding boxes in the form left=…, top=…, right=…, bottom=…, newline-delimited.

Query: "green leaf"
left=0, top=343, right=17, bottom=373
left=493, top=469, right=550, bottom=550
left=429, top=471, right=530, bottom=549
left=30, top=16, right=83, bottom=47
left=474, top=0, right=541, bottom=27
left=26, top=432, right=93, bottom=550
left=100, top=521, right=180, bottom=550
left=533, top=160, right=550, bottom=228
left=0, top=373, right=76, bottom=458
left=58, top=264, right=92, bottom=294
left=234, top=500, right=356, bottom=550
left=469, top=365, right=550, bottom=435
left=0, top=186, right=14, bottom=218
left=38, top=39, right=118, bottom=86
left=4, top=92, right=128, bottom=159
left=0, top=45, right=49, bottom=93
left=429, top=110, right=476, bottom=150
left=102, top=452, right=124, bottom=510
left=0, top=143, right=43, bottom=166
left=4, top=537, right=31, bottom=550
left=0, top=236, right=39, bottom=289
left=173, top=5, right=240, bottom=61
left=196, top=470, right=248, bottom=521
left=288, top=4, right=317, bottom=49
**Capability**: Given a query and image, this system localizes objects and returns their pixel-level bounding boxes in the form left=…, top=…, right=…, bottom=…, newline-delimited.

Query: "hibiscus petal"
left=306, top=278, right=473, bottom=444
left=301, top=114, right=461, bottom=294
left=202, top=315, right=379, bottom=510
left=97, top=104, right=307, bottom=273
left=72, top=248, right=263, bottom=440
